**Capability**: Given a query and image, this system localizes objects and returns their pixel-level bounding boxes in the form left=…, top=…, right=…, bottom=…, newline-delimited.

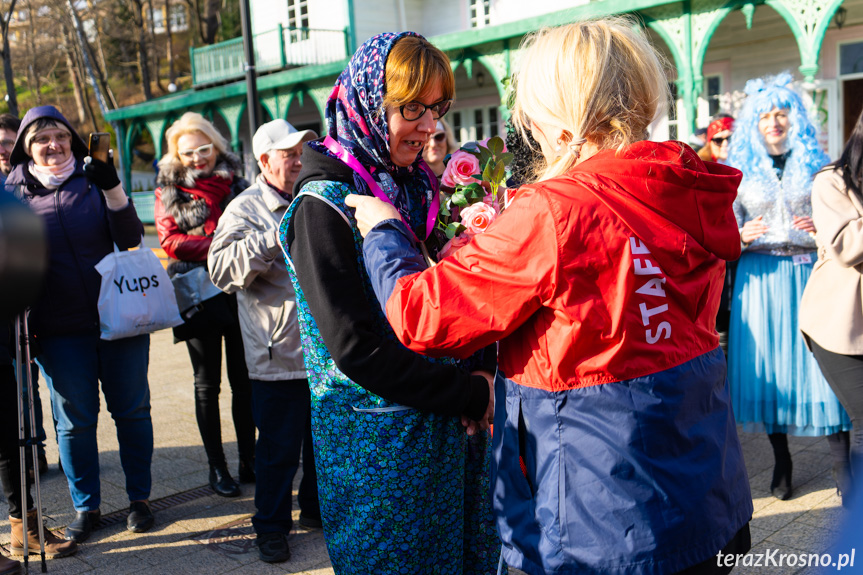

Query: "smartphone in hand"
left=88, top=132, right=111, bottom=163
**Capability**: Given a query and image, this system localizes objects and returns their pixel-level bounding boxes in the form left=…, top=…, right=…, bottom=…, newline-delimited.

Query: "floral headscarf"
left=309, top=31, right=438, bottom=238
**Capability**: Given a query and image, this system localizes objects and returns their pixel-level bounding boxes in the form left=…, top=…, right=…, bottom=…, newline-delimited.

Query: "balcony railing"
left=190, top=26, right=348, bottom=86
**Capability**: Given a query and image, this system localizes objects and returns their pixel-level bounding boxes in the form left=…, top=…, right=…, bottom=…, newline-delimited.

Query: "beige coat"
left=799, top=168, right=863, bottom=355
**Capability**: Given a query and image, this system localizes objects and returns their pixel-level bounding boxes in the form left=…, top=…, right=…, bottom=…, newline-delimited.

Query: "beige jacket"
left=799, top=168, right=863, bottom=355
left=207, top=176, right=306, bottom=381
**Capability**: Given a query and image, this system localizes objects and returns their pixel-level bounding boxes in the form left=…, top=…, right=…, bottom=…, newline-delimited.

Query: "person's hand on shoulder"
left=462, top=370, right=494, bottom=436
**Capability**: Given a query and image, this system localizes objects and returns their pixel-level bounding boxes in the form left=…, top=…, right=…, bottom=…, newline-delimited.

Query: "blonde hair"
left=383, top=35, right=455, bottom=109
left=436, top=118, right=457, bottom=154
left=163, top=112, right=230, bottom=161
left=512, top=17, right=670, bottom=181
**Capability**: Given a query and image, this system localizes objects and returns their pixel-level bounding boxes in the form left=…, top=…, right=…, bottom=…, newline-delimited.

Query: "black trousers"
left=184, top=317, right=255, bottom=468
left=810, top=340, right=863, bottom=477
left=0, top=364, right=33, bottom=518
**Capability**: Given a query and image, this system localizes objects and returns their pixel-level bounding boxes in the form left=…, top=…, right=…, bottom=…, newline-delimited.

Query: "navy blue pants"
left=250, top=378, right=319, bottom=535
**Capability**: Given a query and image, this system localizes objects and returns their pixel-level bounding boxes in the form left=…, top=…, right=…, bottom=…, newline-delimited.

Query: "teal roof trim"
left=105, top=59, right=347, bottom=121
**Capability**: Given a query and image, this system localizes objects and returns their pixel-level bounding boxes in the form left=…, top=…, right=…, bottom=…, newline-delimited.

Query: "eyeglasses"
left=399, top=99, right=452, bottom=122
left=32, top=132, right=71, bottom=146
left=179, top=143, right=214, bottom=159
left=0, top=139, right=14, bottom=149
left=432, top=132, right=447, bottom=143
left=711, top=136, right=730, bottom=146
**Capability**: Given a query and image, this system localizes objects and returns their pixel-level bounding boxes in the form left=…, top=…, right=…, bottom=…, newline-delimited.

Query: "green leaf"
left=445, top=222, right=466, bottom=239
left=498, top=152, right=514, bottom=165
left=482, top=158, right=494, bottom=183
left=451, top=189, right=469, bottom=207
left=492, top=160, right=505, bottom=184
left=463, top=149, right=482, bottom=160
left=487, top=136, right=505, bottom=156
left=479, top=147, right=492, bottom=166
left=439, top=203, right=451, bottom=217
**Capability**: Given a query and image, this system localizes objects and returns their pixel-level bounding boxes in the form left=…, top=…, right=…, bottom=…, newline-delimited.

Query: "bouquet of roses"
left=437, top=136, right=513, bottom=258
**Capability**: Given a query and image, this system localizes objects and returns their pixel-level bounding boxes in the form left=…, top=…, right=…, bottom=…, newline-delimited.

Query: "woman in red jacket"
left=348, top=18, right=753, bottom=575
left=154, top=112, right=254, bottom=498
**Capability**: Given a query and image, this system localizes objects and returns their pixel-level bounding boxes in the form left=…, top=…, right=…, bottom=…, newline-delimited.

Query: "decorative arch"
left=765, top=0, right=846, bottom=83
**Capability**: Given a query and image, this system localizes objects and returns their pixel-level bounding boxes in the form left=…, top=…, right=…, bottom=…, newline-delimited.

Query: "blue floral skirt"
left=728, top=251, right=851, bottom=436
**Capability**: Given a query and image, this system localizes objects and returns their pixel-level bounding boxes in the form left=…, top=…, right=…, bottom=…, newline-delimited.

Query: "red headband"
left=706, top=117, right=734, bottom=142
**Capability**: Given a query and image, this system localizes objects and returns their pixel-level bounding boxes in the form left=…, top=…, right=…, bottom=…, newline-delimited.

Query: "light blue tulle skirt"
left=728, top=251, right=851, bottom=436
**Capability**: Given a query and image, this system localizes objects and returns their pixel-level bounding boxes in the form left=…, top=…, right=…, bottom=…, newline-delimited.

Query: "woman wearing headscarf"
left=727, top=73, right=851, bottom=501
left=279, top=32, right=498, bottom=574
left=154, top=112, right=255, bottom=498
left=799, top=108, right=863, bottom=508
left=7, top=105, right=153, bottom=543
left=348, top=18, right=752, bottom=575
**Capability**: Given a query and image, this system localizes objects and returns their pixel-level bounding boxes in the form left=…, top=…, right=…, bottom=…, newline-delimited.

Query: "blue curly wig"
left=727, top=72, right=829, bottom=181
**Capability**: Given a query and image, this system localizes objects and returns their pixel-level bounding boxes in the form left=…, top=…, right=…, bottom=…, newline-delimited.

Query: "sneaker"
left=256, top=532, right=290, bottom=563
left=127, top=501, right=154, bottom=533
left=298, top=514, right=323, bottom=529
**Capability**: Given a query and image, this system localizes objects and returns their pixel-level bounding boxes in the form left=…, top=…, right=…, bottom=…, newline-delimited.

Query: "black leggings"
left=185, top=318, right=255, bottom=468
left=810, top=340, right=863, bottom=479
left=0, top=364, right=33, bottom=518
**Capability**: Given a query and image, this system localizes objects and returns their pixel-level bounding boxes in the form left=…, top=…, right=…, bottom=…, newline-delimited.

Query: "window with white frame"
left=840, top=41, right=863, bottom=75
left=287, top=0, right=309, bottom=29
left=450, top=105, right=500, bottom=145
left=470, top=0, right=491, bottom=29
left=169, top=4, right=187, bottom=31
left=704, top=75, right=721, bottom=119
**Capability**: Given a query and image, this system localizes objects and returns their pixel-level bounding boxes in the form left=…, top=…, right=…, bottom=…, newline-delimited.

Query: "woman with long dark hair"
left=799, top=108, right=863, bottom=508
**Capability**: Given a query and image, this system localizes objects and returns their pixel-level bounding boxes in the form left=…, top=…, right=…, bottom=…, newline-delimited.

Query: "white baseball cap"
left=252, top=120, right=317, bottom=161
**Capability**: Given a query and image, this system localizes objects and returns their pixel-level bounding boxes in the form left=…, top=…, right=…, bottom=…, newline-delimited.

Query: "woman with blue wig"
left=727, top=73, right=851, bottom=501
left=278, top=32, right=498, bottom=573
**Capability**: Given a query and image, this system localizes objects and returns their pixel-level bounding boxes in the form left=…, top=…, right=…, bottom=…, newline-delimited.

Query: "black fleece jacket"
left=286, top=141, right=492, bottom=421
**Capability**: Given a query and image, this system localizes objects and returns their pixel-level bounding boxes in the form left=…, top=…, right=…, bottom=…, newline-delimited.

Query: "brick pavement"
left=0, top=326, right=855, bottom=574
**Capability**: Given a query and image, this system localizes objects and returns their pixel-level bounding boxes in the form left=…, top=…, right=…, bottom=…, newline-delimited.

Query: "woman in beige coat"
left=800, top=109, right=863, bottom=508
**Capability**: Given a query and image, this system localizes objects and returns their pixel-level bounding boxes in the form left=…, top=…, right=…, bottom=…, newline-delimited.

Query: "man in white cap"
left=208, top=119, right=319, bottom=563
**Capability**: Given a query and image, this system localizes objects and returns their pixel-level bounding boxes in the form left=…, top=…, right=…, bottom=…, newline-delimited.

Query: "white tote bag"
left=94, top=241, right=183, bottom=340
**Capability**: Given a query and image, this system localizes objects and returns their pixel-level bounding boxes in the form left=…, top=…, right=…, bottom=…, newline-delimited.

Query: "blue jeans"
left=36, top=332, right=153, bottom=512
left=250, top=379, right=319, bottom=535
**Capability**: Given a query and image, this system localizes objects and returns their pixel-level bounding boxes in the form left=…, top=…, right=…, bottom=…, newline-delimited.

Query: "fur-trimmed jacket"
left=155, top=153, right=248, bottom=277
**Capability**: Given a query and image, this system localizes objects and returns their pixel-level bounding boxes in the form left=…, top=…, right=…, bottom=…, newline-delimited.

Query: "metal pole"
left=239, top=0, right=260, bottom=144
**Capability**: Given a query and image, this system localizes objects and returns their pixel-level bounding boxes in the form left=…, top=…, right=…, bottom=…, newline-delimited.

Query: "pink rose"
left=439, top=232, right=473, bottom=259
left=460, top=202, right=498, bottom=234
left=442, top=150, right=481, bottom=188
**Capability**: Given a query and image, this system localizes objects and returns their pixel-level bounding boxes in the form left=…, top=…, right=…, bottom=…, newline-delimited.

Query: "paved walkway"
left=0, top=325, right=856, bottom=574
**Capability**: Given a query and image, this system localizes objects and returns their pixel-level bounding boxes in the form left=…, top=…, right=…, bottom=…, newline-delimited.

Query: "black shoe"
left=127, top=501, right=154, bottom=533
left=298, top=514, right=323, bottom=529
left=65, top=509, right=100, bottom=543
left=770, top=455, right=793, bottom=500
left=209, top=465, right=240, bottom=497
left=238, top=458, right=255, bottom=484
left=256, top=532, right=290, bottom=563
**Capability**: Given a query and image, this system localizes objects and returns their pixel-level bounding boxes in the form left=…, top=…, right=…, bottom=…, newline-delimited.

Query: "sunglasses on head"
left=432, top=132, right=447, bottom=143
left=178, top=143, right=214, bottom=159
left=399, top=99, right=453, bottom=122
left=711, top=136, right=730, bottom=145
